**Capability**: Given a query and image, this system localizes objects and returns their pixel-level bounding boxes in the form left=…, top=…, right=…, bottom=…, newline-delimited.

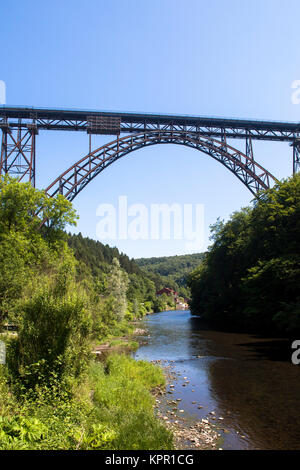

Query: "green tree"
left=0, top=176, right=77, bottom=327
left=0, top=175, right=77, bottom=236
left=188, top=174, right=300, bottom=334
left=107, top=258, right=129, bottom=322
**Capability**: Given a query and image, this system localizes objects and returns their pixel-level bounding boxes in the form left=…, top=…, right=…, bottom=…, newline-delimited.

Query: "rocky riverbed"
left=151, top=359, right=222, bottom=450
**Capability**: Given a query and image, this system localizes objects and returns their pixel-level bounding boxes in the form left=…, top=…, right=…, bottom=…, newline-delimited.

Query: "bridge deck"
left=0, top=105, right=299, bottom=141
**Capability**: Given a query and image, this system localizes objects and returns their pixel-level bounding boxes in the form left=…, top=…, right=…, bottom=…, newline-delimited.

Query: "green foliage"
left=76, top=423, right=117, bottom=450
left=67, top=232, right=140, bottom=276
left=136, top=253, right=205, bottom=298
left=68, top=232, right=165, bottom=315
left=153, top=293, right=175, bottom=312
left=67, top=230, right=197, bottom=313
left=0, top=175, right=77, bottom=235
left=0, top=176, right=78, bottom=327
left=8, top=288, right=92, bottom=389
left=0, top=355, right=172, bottom=450
left=0, top=177, right=173, bottom=450
left=188, top=175, right=300, bottom=334
left=0, top=233, right=29, bottom=325
left=0, top=415, right=47, bottom=449
left=107, top=258, right=129, bottom=322
left=89, top=355, right=173, bottom=450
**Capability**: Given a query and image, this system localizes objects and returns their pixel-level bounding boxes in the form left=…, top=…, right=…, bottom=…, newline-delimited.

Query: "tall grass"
left=87, top=354, right=173, bottom=450
left=0, top=354, right=173, bottom=450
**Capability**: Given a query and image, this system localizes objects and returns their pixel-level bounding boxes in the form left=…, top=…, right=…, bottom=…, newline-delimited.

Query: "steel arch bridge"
left=45, top=130, right=275, bottom=199
left=0, top=105, right=300, bottom=199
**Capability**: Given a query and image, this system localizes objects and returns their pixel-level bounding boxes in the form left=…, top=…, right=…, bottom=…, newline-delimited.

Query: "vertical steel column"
left=219, top=129, right=227, bottom=164
left=220, top=128, right=227, bottom=148
left=245, top=131, right=254, bottom=161
left=245, top=132, right=256, bottom=171
left=0, top=122, right=8, bottom=174
left=0, top=120, right=38, bottom=186
left=293, top=139, right=300, bottom=175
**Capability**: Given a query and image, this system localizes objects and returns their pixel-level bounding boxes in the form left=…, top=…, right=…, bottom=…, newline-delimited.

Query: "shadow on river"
left=134, top=310, right=300, bottom=450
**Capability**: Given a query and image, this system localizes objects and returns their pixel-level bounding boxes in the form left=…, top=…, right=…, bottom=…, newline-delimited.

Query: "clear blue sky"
left=1, top=0, right=300, bottom=258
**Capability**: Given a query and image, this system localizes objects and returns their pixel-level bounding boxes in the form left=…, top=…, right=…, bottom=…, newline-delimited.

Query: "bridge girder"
left=1, top=106, right=300, bottom=141
left=0, top=106, right=299, bottom=187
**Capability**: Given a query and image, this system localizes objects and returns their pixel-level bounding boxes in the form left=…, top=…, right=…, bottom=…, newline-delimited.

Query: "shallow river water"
left=134, top=310, right=300, bottom=450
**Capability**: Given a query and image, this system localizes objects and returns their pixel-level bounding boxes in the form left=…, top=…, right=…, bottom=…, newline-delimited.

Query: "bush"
left=8, top=287, right=92, bottom=390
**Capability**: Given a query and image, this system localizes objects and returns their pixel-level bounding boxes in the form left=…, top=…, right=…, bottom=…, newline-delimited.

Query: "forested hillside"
left=67, top=233, right=175, bottom=313
left=68, top=233, right=141, bottom=276
left=188, top=175, right=300, bottom=334
left=136, top=253, right=204, bottom=298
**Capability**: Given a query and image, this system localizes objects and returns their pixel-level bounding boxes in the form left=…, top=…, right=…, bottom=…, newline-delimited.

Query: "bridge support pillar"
left=0, top=121, right=38, bottom=186
left=246, top=133, right=254, bottom=160
left=293, top=140, right=300, bottom=175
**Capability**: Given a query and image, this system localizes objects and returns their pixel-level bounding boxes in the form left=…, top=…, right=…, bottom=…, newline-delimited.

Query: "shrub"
left=8, top=288, right=92, bottom=389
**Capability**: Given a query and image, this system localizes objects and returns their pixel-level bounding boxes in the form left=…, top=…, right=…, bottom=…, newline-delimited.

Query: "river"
left=133, top=310, right=300, bottom=450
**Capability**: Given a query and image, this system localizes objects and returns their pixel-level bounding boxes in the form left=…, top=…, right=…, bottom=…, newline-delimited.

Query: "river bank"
left=92, top=319, right=221, bottom=450
left=0, top=348, right=174, bottom=449
left=92, top=325, right=148, bottom=357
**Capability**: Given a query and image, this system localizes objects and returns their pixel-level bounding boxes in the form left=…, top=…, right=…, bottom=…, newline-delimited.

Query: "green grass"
left=0, top=355, right=173, bottom=450
left=108, top=339, right=139, bottom=351
left=95, top=320, right=135, bottom=346
left=87, top=354, right=173, bottom=449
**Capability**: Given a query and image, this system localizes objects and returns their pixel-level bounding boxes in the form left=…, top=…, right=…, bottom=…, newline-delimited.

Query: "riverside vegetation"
left=135, top=253, right=205, bottom=299
left=0, top=176, right=173, bottom=450
left=2, top=173, right=298, bottom=449
left=188, top=175, right=300, bottom=335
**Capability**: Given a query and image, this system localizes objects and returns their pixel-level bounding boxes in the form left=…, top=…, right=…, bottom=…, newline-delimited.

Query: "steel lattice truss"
left=0, top=123, right=37, bottom=185
left=45, top=131, right=277, bottom=200
left=1, top=106, right=300, bottom=141
left=0, top=106, right=299, bottom=197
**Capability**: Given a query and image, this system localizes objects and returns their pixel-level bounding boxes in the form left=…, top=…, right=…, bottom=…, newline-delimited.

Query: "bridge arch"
left=45, top=130, right=277, bottom=200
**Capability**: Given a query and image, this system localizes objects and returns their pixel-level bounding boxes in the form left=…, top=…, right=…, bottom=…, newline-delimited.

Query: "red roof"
left=156, top=288, right=178, bottom=296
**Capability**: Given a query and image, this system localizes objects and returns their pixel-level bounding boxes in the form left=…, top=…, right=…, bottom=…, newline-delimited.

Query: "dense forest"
left=0, top=176, right=173, bottom=449
left=68, top=233, right=141, bottom=276
left=67, top=233, right=175, bottom=314
left=188, top=175, right=300, bottom=335
left=136, top=253, right=204, bottom=298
